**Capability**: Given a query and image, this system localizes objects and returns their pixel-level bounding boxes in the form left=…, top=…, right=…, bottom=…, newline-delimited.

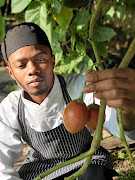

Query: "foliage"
left=116, top=168, right=135, bottom=180
left=4, top=83, right=19, bottom=93
left=0, top=0, right=127, bottom=74
left=0, top=0, right=5, bottom=42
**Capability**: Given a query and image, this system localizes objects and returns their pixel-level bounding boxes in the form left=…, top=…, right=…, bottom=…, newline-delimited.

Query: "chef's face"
left=7, top=45, right=55, bottom=99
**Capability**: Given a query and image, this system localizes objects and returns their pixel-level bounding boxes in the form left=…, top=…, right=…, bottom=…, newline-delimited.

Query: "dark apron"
left=17, top=75, right=113, bottom=180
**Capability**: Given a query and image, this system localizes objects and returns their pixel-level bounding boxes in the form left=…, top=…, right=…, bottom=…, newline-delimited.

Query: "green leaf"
left=104, top=6, right=115, bottom=22
left=70, top=24, right=76, bottom=50
left=77, top=56, right=94, bottom=75
left=25, top=1, right=52, bottom=43
left=60, top=55, right=83, bottom=74
left=66, top=46, right=78, bottom=57
left=11, top=0, right=32, bottom=13
left=25, top=1, right=47, bottom=26
left=94, top=26, right=116, bottom=42
left=54, top=47, right=63, bottom=66
left=95, top=42, right=108, bottom=58
left=0, top=0, right=5, bottom=7
left=76, top=42, right=86, bottom=55
left=52, top=0, right=62, bottom=14
left=52, top=5, right=73, bottom=30
left=76, top=10, right=90, bottom=31
left=0, top=16, right=5, bottom=42
left=116, top=2, right=126, bottom=20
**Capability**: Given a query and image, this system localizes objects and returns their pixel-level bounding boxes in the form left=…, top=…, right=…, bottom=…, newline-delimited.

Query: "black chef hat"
left=1, top=22, right=52, bottom=64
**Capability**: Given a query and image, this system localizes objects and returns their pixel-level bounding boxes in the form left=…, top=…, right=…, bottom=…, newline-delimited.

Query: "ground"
left=0, top=67, right=135, bottom=179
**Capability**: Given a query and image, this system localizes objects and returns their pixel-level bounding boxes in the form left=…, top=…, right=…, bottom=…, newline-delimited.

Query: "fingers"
left=83, top=79, right=129, bottom=93
left=85, top=68, right=135, bottom=83
left=105, top=98, right=135, bottom=113
left=94, top=89, right=130, bottom=100
left=84, top=68, right=135, bottom=112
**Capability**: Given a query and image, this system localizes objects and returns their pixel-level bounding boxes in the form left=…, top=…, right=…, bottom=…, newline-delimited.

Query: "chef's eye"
left=37, top=58, right=46, bottom=62
left=17, top=64, right=25, bottom=68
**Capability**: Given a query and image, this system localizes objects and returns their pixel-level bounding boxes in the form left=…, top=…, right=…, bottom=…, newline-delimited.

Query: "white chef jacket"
left=0, top=73, right=134, bottom=180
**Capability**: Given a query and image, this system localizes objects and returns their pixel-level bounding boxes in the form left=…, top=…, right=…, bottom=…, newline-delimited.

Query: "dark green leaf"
left=11, top=0, right=32, bottom=13
left=66, top=46, right=78, bottom=57
left=104, top=6, right=115, bottom=22
left=70, top=24, right=76, bottom=50
left=52, top=5, right=73, bottom=30
left=95, top=42, right=108, bottom=58
left=76, top=10, right=90, bottom=31
left=116, top=2, right=126, bottom=20
left=94, top=26, right=116, bottom=42
left=76, top=42, right=86, bottom=55
left=77, top=56, right=94, bottom=75
left=0, top=16, right=5, bottom=42
left=54, top=47, right=63, bottom=65
left=52, top=0, right=62, bottom=14
left=0, top=0, right=5, bottom=7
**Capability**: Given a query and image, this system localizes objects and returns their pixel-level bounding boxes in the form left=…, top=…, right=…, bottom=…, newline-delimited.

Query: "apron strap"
left=56, top=74, right=72, bottom=104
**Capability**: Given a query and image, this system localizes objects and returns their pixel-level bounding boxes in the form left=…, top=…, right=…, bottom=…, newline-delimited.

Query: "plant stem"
left=33, top=148, right=95, bottom=180
left=117, top=108, right=135, bottom=170
left=76, top=92, right=84, bottom=104
left=117, top=38, right=135, bottom=170
left=89, top=0, right=102, bottom=41
left=118, top=38, right=135, bottom=68
left=65, top=0, right=105, bottom=179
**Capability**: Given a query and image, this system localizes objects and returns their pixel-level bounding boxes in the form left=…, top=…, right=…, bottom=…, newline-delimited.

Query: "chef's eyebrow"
left=12, top=51, right=47, bottom=63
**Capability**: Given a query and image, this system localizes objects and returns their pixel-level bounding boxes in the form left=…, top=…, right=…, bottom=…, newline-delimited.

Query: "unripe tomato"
left=63, top=100, right=89, bottom=134
left=86, top=104, right=105, bottom=130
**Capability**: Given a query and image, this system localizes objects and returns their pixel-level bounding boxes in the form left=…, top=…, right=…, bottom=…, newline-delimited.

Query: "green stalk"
left=117, top=37, right=135, bottom=170
left=117, top=108, right=135, bottom=170
left=33, top=148, right=95, bottom=180
left=118, top=38, right=135, bottom=68
left=65, top=0, right=105, bottom=179
left=76, top=92, right=84, bottom=104
left=89, top=0, right=102, bottom=41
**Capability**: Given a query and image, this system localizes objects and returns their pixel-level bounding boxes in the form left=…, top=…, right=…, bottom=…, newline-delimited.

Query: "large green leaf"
left=0, top=0, right=5, bottom=7
left=94, top=26, right=116, bottom=42
left=53, top=5, right=73, bottom=30
left=25, top=1, right=52, bottom=43
left=76, top=10, right=90, bottom=31
left=0, top=16, right=5, bottom=42
left=11, top=0, right=32, bottom=13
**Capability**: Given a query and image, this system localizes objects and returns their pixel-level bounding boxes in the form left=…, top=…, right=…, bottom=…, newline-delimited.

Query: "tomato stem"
left=76, top=91, right=84, bottom=104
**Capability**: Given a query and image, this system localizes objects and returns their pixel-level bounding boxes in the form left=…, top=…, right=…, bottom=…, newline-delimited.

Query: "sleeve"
left=0, top=94, right=24, bottom=180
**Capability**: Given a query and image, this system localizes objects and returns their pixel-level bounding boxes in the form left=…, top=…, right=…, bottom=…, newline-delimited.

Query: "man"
left=0, top=22, right=135, bottom=180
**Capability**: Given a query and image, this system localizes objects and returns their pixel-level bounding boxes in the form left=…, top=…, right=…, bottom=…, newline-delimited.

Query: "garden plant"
left=0, top=0, right=135, bottom=179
